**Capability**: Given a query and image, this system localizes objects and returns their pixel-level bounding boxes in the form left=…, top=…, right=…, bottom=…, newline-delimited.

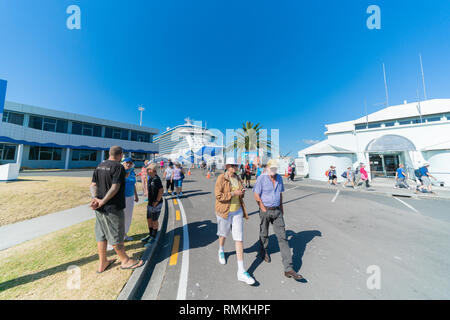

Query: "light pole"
left=138, top=105, right=145, bottom=126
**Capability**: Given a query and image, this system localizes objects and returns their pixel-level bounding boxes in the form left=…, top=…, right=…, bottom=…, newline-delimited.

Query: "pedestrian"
left=354, top=162, right=363, bottom=186
left=140, top=160, right=149, bottom=201
left=211, top=160, right=217, bottom=177
left=360, top=163, right=370, bottom=188
left=90, top=146, right=143, bottom=273
left=163, top=163, right=174, bottom=195
left=172, top=162, right=185, bottom=197
left=342, top=166, right=356, bottom=189
left=256, top=164, right=263, bottom=178
left=253, top=159, right=304, bottom=281
left=244, top=160, right=252, bottom=188
left=122, top=157, right=139, bottom=241
left=395, top=163, right=411, bottom=189
left=416, top=162, right=437, bottom=193
left=160, top=160, right=164, bottom=171
left=141, top=163, right=164, bottom=246
left=168, top=159, right=173, bottom=167
left=328, top=166, right=337, bottom=185
left=214, top=157, right=255, bottom=285
left=289, top=163, right=296, bottom=182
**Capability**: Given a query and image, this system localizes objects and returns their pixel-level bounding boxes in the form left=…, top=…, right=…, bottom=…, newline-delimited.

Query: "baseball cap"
left=266, top=159, right=278, bottom=168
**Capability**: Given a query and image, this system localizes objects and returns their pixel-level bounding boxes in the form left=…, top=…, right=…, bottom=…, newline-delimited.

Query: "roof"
left=299, top=140, right=354, bottom=155
left=326, top=99, right=450, bottom=134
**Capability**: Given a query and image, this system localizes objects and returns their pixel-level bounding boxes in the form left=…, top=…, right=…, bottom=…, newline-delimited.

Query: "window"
left=2, top=111, right=24, bottom=126
left=72, top=149, right=97, bottom=161
left=399, top=119, right=412, bottom=125
left=384, top=121, right=395, bottom=127
left=29, top=116, right=43, bottom=130
left=71, top=122, right=102, bottom=137
left=131, top=131, right=150, bottom=142
left=56, top=119, right=68, bottom=133
left=425, top=116, right=441, bottom=123
left=28, top=147, right=63, bottom=161
left=367, top=123, right=381, bottom=129
left=43, top=118, right=56, bottom=132
left=105, top=127, right=129, bottom=140
left=355, top=124, right=368, bottom=130
left=0, top=144, right=16, bottom=160
left=131, top=152, right=147, bottom=161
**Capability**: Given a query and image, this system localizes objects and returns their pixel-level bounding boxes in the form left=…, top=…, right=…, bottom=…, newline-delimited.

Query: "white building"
left=298, top=99, right=450, bottom=186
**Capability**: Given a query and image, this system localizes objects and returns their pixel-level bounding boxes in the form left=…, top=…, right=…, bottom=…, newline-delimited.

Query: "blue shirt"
left=419, top=166, right=429, bottom=176
left=253, top=174, right=285, bottom=207
left=124, top=171, right=136, bottom=198
left=396, top=168, right=406, bottom=178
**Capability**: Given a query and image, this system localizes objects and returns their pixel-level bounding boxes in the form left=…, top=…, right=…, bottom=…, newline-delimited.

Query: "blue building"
left=0, top=101, right=159, bottom=169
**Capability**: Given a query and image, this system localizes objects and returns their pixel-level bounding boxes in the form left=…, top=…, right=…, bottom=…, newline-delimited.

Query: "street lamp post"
left=138, top=105, right=145, bottom=126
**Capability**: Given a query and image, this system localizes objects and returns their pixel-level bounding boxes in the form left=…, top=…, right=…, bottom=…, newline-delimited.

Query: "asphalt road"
left=138, top=169, right=450, bottom=300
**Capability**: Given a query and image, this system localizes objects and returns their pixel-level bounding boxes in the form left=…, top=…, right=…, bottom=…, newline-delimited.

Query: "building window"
left=0, top=144, right=16, bottom=160
left=425, top=116, right=441, bottom=123
left=384, top=121, right=395, bottom=127
left=56, top=119, right=68, bottom=133
left=72, top=149, right=97, bottom=161
left=355, top=124, right=367, bottom=130
left=43, top=118, right=56, bottom=132
left=2, top=111, right=24, bottom=126
left=131, top=152, right=147, bottom=161
left=131, top=131, right=150, bottom=143
left=28, top=146, right=62, bottom=161
left=29, top=115, right=43, bottom=130
left=367, top=123, right=381, bottom=129
left=105, top=127, right=129, bottom=140
left=71, top=122, right=102, bottom=137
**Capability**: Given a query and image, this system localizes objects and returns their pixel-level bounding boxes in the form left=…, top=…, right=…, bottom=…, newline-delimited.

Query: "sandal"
left=97, top=259, right=116, bottom=274
left=120, top=260, right=144, bottom=270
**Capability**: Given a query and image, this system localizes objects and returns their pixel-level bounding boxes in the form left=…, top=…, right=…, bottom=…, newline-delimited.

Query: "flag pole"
left=382, top=63, right=389, bottom=108
left=419, top=53, right=428, bottom=100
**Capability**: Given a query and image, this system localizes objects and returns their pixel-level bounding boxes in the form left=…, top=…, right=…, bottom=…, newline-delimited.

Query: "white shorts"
left=216, top=208, right=244, bottom=241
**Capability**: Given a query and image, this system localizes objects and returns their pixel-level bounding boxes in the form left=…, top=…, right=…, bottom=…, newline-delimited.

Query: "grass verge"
left=0, top=203, right=149, bottom=300
left=0, top=176, right=93, bottom=226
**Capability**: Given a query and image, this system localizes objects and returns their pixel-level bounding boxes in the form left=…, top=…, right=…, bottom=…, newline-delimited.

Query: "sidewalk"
left=0, top=193, right=148, bottom=251
left=290, top=177, right=450, bottom=200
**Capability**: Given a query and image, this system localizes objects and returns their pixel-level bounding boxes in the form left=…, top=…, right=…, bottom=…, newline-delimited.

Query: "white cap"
left=423, top=162, right=430, bottom=166
left=225, top=157, right=238, bottom=165
left=266, top=159, right=278, bottom=168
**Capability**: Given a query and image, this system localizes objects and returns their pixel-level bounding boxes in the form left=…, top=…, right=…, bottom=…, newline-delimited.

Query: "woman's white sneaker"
left=218, top=251, right=226, bottom=265
left=237, top=271, right=255, bottom=285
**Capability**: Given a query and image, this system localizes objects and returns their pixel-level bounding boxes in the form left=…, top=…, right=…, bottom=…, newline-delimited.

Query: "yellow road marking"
left=173, top=199, right=178, bottom=205
left=176, top=210, right=181, bottom=221
left=169, top=235, right=181, bottom=266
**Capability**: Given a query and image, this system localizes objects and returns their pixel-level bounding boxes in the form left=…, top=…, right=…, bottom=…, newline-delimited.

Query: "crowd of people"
left=326, top=162, right=438, bottom=193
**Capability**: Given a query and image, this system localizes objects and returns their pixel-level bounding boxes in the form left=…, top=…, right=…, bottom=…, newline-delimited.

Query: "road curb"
left=117, top=197, right=169, bottom=300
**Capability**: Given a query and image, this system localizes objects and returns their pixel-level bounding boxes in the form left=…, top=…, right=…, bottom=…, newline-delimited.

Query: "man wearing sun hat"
left=253, top=159, right=305, bottom=281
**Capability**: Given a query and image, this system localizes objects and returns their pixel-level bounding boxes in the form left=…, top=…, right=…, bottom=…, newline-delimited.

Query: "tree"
left=226, top=121, right=272, bottom=157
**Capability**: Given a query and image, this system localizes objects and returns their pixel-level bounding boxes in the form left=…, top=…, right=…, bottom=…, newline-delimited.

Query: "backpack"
left=325, top=170, right=329, bottom=177
left=414, top=169, right=422, bottom=179
left=341, top=171, right=347, bottom=178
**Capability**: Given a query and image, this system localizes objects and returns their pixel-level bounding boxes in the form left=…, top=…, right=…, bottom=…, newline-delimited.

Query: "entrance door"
left=369, top=153, right=400, bottom=177
left=384, top=154, right=400, bottom=177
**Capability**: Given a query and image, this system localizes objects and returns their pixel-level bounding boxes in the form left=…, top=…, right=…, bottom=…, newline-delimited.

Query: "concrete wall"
left=307, top=153, right=355, bottom=182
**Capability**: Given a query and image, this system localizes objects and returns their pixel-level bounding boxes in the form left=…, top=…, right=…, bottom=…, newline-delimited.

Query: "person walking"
left=122, top=157, right=139, bottom=241
left=163, top=163, right=174, bottom=195
left=172, top=162, right=185, bottom=197
left=140, top=160, right=149, bottom=201
left=342, top=166, right=355, bottom=189
left=90, top=146, right=143, bottom=273
left=289, top=163, right=296, bottom=182
left=244, top=160, right=252, bottom=188
left=215, top=158, right=255, bottom=285
left=354, top=162, right=363, bottom=186
left=360, top=163, right=370, bottom=188
left=416, top=162, right=437, bottom=193
left=328, top=166, right=337, bottom=185
left=141, top=163, right=164, bottom=246
left=211, top=160, right=217, bottom=177
left=253, top=159, right=304, bottom=281
left=160, top=159, right=164, bottom=171
left=395, top=163, right=411, bottom=189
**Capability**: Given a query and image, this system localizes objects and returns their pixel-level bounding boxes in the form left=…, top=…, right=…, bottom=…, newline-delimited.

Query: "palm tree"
left=226, top=121, right=273, bottom=157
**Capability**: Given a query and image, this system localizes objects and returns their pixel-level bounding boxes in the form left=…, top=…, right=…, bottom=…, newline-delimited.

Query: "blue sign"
left=0, top=79, right=7, bottom=115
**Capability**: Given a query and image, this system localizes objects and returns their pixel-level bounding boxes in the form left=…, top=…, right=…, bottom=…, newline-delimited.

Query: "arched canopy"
left=365, top=134, right=416, bottom=152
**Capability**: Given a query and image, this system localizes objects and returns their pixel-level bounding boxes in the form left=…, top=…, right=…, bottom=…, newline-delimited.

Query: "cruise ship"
left=154, top=118, right=224, bottom=168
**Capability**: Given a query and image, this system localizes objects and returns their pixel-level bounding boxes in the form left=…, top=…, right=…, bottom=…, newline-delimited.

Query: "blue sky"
left=1, top=0, right=449, bottom=155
